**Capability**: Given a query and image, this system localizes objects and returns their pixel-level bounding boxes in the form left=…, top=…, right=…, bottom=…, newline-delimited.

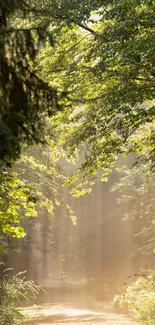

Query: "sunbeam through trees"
left=0, top=1, right=155, bottom=325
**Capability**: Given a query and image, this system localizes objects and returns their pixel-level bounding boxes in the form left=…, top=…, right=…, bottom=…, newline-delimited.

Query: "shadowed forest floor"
left=23, top=302, right=139, bottom=325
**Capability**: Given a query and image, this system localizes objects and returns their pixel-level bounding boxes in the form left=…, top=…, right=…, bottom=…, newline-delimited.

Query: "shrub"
left=113, top=269, right=155, bottom=324
left=0, top=264, right=41, bottom=325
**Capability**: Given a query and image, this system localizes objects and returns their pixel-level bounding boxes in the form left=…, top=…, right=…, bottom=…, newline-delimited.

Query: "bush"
left=113, top=269, right=155, bottom=324
left=0, top=264, right=42, bottom=325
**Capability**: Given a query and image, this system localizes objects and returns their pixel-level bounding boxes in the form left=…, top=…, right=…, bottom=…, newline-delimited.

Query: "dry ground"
left=23, top=302, right=139, bottom=325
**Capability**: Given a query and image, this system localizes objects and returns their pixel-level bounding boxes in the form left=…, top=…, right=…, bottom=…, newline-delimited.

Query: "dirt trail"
left=23, top=303, right=139, bottom=325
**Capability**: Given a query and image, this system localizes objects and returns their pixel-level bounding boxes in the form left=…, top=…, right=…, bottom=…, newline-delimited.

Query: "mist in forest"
left=3, top=153, right=154, bottom=305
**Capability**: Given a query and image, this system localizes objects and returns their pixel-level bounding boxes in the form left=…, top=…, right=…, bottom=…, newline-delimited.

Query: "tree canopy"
left=1, top=0, right=155, bottom=170
left=0, top=0, right=155, bottom=257
left=0, top=0, right=104, bottom=166
left=42, top=0, right=155, bottom=179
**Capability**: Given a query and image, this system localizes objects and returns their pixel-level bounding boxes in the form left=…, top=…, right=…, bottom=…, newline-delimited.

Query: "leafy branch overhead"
left=0, top=168, right=38, bottom=251
left=39, top=0, right=155, bottom=177
left=1, top=0, right=155, bottom=172
left=0, top=0, right=103, bottom=166
left=0, top=0, right=155, bottom=252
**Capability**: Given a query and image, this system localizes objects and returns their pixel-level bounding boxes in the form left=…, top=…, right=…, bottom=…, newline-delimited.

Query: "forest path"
left=23, top=302, right=139, bottom=325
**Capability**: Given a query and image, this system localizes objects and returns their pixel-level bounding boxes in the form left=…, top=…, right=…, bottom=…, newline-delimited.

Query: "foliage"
left=15, top=143, right=79, bottom=221
left=1, top=0, right=155, bottom=308
left=0, top=142, right=79, bottom=267
left=0, top=264, right=41, bottom=325
left=0, top=0, right=62, bottom=165
left=1, top=0, right=155, bottom=172
left=0, top=168, right=38, bottom=251
left=39, top=0, right=155, bottom=180
left=1, top=0, right=155, bottom=184
left=0, top=0, right=104, bottom=166
left=113, top=269, right=155, bottom=324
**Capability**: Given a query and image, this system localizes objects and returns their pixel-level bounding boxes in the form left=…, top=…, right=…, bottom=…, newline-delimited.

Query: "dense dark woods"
left=0, top=1, right=155, bottom=324
left=0, top=0, right=61, bottom=164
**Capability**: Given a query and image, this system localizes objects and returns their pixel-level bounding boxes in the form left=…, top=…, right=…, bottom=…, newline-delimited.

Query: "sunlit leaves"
left=0, top=266, right=42, bottom=324
left=1, top=0, right=155, bottom=255
left=0, top=170, right=38, bottom=247
left=38, top=0, right=155, bottom=181
left=117, top=269, right=155, bottom=322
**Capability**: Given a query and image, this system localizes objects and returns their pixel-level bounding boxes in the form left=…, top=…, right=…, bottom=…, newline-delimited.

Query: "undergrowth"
left=113, top=268, right=155, bottom=325
left=0, top=263, right=42, bottom=325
